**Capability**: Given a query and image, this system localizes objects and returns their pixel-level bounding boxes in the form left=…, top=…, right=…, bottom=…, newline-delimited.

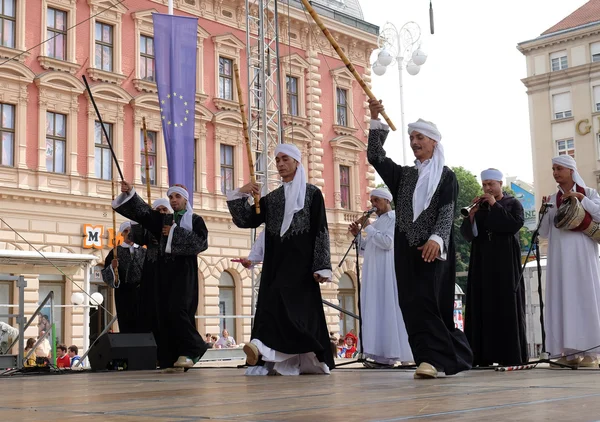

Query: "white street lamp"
left=372, top=61, right=387, bottom=76
left=371, top=21, right=428, bottom=165
left=406, top=60, right=421, bottom=76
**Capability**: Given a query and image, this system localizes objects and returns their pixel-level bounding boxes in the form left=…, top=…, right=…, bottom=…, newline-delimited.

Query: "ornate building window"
left=94, top=121, right=112, bottom=180
left=139, top=35, right=154, bottom=81
left=85, top=84, right=131, bottom=196
left=45, top=111, right=66, bottom=173
left=87, top=0, right=126, bottom=84
left=0, top=62, right=33, bottom=186
left=220, top=144, right=234, bottom=194
left=0, top=0, right=16, bottom=48
left=0, top=0, right=26, bottom=63
left=39, top=0, right=79, bottom=74
left=218, top=56, right=234, bottom=100
left=0, top=103, right=15, bottom=167
left=35, top=72, right=83, bottom=188
left=281, top=54, right=309, bottom=126
left=331, top=136, right=366, bottom=211
left=141, top=129, right=157, bottom=186
left=331, top=67, right=357, bottom=136
left=212, top=33, right=245, bottom=111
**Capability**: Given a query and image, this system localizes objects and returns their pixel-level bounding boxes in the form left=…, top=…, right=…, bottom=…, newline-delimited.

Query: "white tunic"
left=359, top=210, right=413, bottom=364
left=539, top=187, right=600, bottom=357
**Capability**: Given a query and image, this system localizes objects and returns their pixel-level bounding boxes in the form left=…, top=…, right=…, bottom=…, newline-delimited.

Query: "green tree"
left=452, top=166, right=482, bottom=290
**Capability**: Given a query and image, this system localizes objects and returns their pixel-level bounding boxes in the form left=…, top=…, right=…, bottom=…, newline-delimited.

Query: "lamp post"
left=372, top=22, right=427, bottom=165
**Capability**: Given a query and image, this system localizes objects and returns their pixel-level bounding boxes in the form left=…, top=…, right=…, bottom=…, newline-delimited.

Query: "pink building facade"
left=0, top=0, right=379, bottom=351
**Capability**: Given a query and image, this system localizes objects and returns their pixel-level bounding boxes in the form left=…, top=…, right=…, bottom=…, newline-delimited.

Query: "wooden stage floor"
left=1, top=361, right=600, bottom=421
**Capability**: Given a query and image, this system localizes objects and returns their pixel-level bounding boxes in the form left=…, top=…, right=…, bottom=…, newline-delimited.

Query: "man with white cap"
left=101, top=221, right=146, bottom=333
left=226, top=143, right=334, bottom=376
left=539, top=155, right=600, bottom=367
left=460, top=168, right=528, bottom=367
left=349, top=187, right=413, bottom=368
left=113, top=182, right=209, bottom=369
left=367, top=99, right=472, bottom=379
left=130, top=198, right=175, bottom=367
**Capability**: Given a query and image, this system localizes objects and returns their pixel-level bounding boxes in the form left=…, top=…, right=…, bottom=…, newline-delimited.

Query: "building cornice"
left=521, top=61, right=600, bottom=90
left=518, top=25, right=600, bottom=55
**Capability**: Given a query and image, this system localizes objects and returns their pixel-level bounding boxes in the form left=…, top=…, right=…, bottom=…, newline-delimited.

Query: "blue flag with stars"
left=152, top=13, right=197, bottom=206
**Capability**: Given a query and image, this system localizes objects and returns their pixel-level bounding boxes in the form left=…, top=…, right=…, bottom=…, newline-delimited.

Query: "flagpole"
left=168, top=0, right=173, bottom=15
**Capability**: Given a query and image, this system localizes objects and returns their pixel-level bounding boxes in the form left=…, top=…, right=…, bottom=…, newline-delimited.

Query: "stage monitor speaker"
left=88, top=332, right=157, bottom=371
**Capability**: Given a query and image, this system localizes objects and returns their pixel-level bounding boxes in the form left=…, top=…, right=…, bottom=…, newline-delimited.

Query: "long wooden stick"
left=82, top=75, right=126, bottom=179
left=111, top=166, right=120, bottom=288
left=233, top=63, right=261, bottom=214
left=299, top=0, right=396, bottom=131
left=142, top=117, right=152, bottom=205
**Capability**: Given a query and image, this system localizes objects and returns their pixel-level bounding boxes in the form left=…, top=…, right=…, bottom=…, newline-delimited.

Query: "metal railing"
left=0, top=275, right=25, bottom=368
left=5, top=289, right=56, bottom=368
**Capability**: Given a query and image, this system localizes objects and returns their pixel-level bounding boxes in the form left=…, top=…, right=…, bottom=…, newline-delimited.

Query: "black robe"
left=130, top=224, right=167, bottom=362
left=460, top=194, right=529, bottom=366
left=101, top=244, right=145, bottom=333
left=114, top=193, right=208, bottom=367
left=227, top=184, right=335, bottom=370
left=367, top=125, right=473, bottom=375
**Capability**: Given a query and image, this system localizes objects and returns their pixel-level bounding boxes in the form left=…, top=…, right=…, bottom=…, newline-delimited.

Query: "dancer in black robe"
left=101, top=221, right=145, bottom=333
left=227, top=143, right=334, bottom=375
left=367, top=99, right=472, bottom=378
left=130, top=198, right=174, bottom=368
left=113, top=182, right=208, bottom=369
left=460, top=168, right=528, bottom=366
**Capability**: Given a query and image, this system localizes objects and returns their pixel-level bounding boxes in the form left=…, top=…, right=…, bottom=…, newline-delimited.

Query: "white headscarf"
left=119, top=221, right=131, bottom=233
left=552, top=155, right=587, bottom=188
left=274, top=144, right=306, bottom=237
left=370, top=188, right=393, bottom=202
left=481, top=168, right=503, bottom=182
left=166, top=186, right=193, bottom=231
left=408, top=119, right=444, bottom=221
left=152, top=198, right=173, bottom=213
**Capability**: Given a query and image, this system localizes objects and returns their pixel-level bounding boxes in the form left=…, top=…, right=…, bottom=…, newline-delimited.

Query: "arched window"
left=337, top=273, right=356, bottom=336
left=218, top=271, right=236, bottom=339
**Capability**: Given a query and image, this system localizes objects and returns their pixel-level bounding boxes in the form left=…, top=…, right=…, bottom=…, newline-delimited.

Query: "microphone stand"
left=507, top=203, right=574, bottom=370
left=335, top=209, right=375, bottom=367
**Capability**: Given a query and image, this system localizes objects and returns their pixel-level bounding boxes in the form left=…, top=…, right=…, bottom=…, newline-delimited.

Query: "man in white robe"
left=349, top=188, right=413, bottom=367
left=539, top=155, right=600, bottom=367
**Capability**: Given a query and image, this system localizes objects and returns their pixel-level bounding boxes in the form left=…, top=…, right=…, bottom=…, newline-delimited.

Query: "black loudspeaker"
left=88, top=333, right=157, bottom=371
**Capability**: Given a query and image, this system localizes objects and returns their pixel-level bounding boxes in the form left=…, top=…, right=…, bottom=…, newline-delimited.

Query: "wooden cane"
left=111, top=167, right=120, bottom=288
left=299, top=0, right=396, bottom=131
left=233, top=63, right=261, bottom=214
left=142, top=117, right=152, bottom=205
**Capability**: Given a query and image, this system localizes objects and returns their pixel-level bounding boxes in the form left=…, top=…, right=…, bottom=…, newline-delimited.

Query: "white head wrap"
left=552, top=155, right=587, bottom=188
left=274, top=144, right=306, bottom=237
left=119, top=221, right=131, bottom=233
left=166, top=185, right=193, bottom=231
left=152, top=198, right=173, bottom=213
left=370, top=188, right=393, bottom=202
left=481, top=169, right=503, bottom=182
left=408, top=119, right=444, bottom=220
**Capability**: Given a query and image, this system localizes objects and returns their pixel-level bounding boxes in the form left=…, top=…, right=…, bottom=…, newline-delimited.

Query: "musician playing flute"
left=460, top=169, right=528, bottom=367
left=540, top=155, right=600, bottom=367
left=113, top=182, right=209, bottom=369
left=348, top=188, right=412, bottom=368
left=226, top=144, right=334, bottom=376
left=367, top=99, right=472, bottom=379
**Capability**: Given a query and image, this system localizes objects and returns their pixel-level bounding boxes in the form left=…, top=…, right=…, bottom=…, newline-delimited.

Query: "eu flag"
left=152, top=13, right=197, bottom=206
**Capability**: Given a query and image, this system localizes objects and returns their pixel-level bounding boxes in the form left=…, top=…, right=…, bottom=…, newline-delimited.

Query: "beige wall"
left=520, top=26, right=600, bottom=214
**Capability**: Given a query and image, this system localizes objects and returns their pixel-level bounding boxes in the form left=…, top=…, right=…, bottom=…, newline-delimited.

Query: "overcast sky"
left=358, top=0, right=588, bottom=184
